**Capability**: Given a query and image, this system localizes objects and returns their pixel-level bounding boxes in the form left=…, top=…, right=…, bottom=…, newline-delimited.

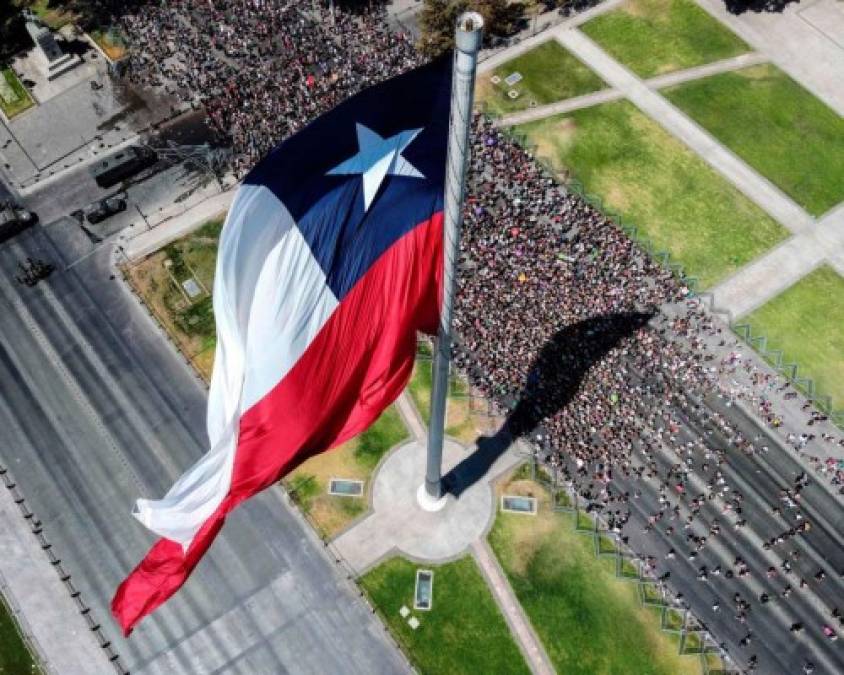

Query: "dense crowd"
left=454, top=117, right=842, bottom=670
left=116, top=2, right=843, bottom=670
left=119, top=1, right=418, bottom=176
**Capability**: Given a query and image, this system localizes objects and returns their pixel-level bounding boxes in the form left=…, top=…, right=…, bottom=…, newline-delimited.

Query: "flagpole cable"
left=422, top=13, right=484, bottom=506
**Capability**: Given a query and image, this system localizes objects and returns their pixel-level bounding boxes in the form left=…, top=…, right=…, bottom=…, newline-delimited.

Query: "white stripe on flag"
left=133, top=185, right=337, bottom=548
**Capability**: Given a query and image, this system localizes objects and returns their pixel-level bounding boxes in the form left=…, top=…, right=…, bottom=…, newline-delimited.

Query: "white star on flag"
left=327, top=123, right=425, bottom=211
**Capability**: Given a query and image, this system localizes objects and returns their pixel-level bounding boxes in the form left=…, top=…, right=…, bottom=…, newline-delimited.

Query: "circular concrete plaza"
left=369, top=439, right=494, bottom=562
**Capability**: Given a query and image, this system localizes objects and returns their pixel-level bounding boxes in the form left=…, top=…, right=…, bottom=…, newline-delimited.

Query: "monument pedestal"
left=25, top=10, right=81, bottom=81
left=331, top=439, right=519, bottom=572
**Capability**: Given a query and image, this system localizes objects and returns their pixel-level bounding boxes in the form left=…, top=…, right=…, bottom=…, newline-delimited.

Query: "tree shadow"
left=443, top=312, right=652, bottom=498
left=722, top=0, right=798, bottom=15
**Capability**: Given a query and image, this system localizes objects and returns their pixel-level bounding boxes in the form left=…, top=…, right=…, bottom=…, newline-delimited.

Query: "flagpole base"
left=416, top=484, right=448, bottom=512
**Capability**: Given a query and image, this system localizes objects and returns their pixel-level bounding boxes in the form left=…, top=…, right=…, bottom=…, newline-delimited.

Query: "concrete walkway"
left=332, top=439, right=504, bottom=572
left=0, top=471, right=110, bottom=675
left=333, top=389, right=552, bottom=674
left=694, top=0, right=844, bottom=117
left=471, top=539, right=555, bottom=675
left=645, top=50, right=767, bottom=89
left=120, top=187, right=235, bottom=261
left=494, top=51, right=767, bottom=127
left=711, top=202, right=844, bottom=318
left=554, top=28, right=814, bottom=235
left=477, top=0, right=625, bottom=74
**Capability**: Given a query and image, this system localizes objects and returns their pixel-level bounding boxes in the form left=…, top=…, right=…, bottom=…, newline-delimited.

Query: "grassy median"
left=0, top=68, right=34, bottom=119
left=488, top=468, right=702, bottom=675
left=125, top=216, right=223, bottom=379
left=477, top=40, right=605, bottom=115
left=741, top=265, right=844, bottom=411
left=0, top=595, right=38, bottom=674
left=581, top=0, right=748, bottom=78
left=664, top=64, right=844, bottom=216
left=360, top=555, right=530, bottom=675
left=516, top=100, right=786, bottom=288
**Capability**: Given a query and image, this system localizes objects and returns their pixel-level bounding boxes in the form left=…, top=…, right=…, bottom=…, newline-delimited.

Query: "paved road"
left=599, top=371, right=844, bottom=675
left=0, top=221, right=408, bottom=675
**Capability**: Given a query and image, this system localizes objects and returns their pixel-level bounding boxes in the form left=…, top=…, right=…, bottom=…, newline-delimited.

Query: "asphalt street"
left=605, top=375, right=844, bottom=675
left=0, top=174, right=15, bottom=203
left=19, top=111, right=222, bottom=228
left=0, top=220, right=409, bottom=674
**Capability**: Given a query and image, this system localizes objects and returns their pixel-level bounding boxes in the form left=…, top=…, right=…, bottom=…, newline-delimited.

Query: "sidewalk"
left=711, top=202, right=844, bottom=318
left=494, top=51, right=767, bottom=127
left=0, top=471, right=111, bottom=675
left=471, top=539, right=555, bottom=675
left=555, top=28, right=813, bottom=235
left=120, top=187, right=235, bottom=262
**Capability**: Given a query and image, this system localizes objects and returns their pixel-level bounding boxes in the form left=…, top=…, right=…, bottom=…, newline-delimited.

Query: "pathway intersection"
left=331, top=390, right=554, bottom=675
left=482, top=0, right=844, bottom=323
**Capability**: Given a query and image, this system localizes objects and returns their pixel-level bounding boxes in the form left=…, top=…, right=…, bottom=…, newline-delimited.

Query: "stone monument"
left=23, top=9, right=81, bottom=81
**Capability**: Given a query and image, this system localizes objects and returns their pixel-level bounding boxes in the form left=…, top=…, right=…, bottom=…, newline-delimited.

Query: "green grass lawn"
left=360, top=556, right=530, bottom=675
left=478, top=40, right=605, bottom=115
left=126, top=216, right=224, bottom=379
left=0, top=595, right=38, bottom=674
left=408, top=342, right=487, bottom=443
left=0, top=69, right=35, bottom=119
left=285, top=405, right=408, bottom=539
left=488, top=471, right=701, bottom=675
left=663, top=64, right=844, bottom=216
left=741, top=266, right=844, bottom=411
left=20, top=0, right=76, bottom=29
left=581, top=0, right=749, bottom=78
left=516, top=100, right=786, bottom=288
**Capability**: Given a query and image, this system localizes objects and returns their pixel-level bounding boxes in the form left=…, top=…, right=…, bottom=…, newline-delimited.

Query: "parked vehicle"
left=0, top=203, right=37, bottom=241
left=90, top=146, right=157, bottom=188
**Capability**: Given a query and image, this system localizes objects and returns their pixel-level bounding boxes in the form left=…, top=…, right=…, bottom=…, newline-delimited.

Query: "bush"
left=175, top=296, right=215, bottom=337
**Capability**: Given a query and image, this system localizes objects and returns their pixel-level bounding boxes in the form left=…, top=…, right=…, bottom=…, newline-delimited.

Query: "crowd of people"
left=454, top=116, right=843, bottom=671
left=119, top=0, right=418, bottom=176
left=114, top=2, right=843, bottom=671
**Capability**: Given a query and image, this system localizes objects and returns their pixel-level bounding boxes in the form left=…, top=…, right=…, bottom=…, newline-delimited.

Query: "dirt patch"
left=622, top=0, right=659, bottom=19
left=285, top=439, right=373, bottom=539
left=475, top=78, right=494, bottom=108
left=604, top=183, right=631, bottom=212
left=735, top=63, right=774, bottom=80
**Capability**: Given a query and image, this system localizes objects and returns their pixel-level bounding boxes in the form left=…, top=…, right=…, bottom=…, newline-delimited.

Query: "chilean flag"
left=111, top=56, right=451, bottom=635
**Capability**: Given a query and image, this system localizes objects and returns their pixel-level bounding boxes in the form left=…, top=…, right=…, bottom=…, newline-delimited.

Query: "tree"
left=417, top=0, right=524, bottom=57
left=0, top=4, right=29, bottom=63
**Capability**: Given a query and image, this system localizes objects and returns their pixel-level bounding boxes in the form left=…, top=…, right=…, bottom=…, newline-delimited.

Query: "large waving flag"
left=112, top=56, right=452, bottom=635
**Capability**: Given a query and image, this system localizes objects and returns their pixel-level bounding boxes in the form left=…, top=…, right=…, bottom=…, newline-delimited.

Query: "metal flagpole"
left=419, top=12, right=484, bottom=511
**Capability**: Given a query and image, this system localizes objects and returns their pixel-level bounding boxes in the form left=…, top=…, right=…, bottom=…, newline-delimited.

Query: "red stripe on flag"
left=111, top=211, right=443, bottom=635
